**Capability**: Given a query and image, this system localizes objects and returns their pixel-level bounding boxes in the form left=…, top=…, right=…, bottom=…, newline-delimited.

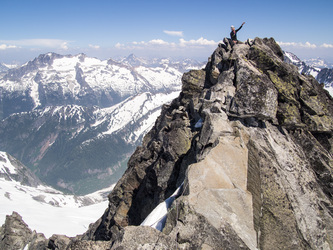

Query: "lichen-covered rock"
left=182, top=69, right=206, bottom=97
left=229, top=69, right=278, bottom=120
left=247, top=123, right=332, bottom=249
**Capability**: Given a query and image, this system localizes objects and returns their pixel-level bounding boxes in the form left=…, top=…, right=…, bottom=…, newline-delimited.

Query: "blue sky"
left=0, top=0, right=332, bottom=63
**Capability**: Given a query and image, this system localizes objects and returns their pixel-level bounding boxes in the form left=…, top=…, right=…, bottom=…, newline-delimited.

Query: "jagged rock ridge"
left=80, top=37, right=333, bottom=249
left=2, top=37, right=333, bottom=249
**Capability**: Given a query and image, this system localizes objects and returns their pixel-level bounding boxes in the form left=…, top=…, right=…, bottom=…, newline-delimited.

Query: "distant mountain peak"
left=122, top=53, right=148, bottom=67
left=34, top=52, right=64, bottom=65
left=283, top=50, right=333, bottom=94
left=305, top=57, right=333, bottom=69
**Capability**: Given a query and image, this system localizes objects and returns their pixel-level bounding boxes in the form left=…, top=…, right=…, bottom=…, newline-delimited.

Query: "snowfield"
left=0, top=150, right=113, bottom=238
left=0, top=177, right=112, bottom=238
left=95, top=91, right=180, bottom=142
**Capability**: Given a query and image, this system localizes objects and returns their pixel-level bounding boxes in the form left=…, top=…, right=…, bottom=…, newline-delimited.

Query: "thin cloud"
left=179, top=37, right=219, bottom=47
left=115, top=42, right=124, bottom=48
left=277, top=41, right=317, bottom=49
left=0, top=39, right=70, bottom=50
left=116, top=37, right=220, bottom=50
left=163, top=30, right=184, bottom=37
left=0, top=44, right=17, bottom=50
left=147, top=39, right=170, bottom=46
left=131, top=39, right=171, bottom=46
left=89, top=44, right=100, bottom=49
left=278, top=41, right=333, bottom=49
left=321, top=43, right=333, bottom=48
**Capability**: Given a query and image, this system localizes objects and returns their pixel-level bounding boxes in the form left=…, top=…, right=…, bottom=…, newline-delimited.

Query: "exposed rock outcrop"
left=0, top=212, right=49, bottom=250
left=2, top=37, right=332, bottom=249
left=81, top=37, right=333, bottom=249
left=0, top=212, right=78, bottom=249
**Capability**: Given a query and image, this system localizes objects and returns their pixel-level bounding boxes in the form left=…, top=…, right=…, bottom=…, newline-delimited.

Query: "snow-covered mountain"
left=0, top=92, right=179, bottom=194
left=0, top=53, right=203, bottom=119
left=304, top=58, right=333, bottom=69
left=283, top=51, right=333, bottom=96
left=0, top=151, right=113, bottom=237
left=0, top=53, right=204, bottom=194
left=121, top=54, right=203, bottom=72
left=284, top=51, right=321, bottom=78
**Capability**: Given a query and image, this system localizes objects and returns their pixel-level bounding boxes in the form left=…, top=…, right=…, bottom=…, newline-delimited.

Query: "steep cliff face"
left=2, top=37, right=332, bottom=249
left=81, top=37, right=333, bottom=249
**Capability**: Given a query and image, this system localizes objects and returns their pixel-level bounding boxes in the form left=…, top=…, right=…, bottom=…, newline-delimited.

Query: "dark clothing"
left=230, top=25, right=243, bottom=42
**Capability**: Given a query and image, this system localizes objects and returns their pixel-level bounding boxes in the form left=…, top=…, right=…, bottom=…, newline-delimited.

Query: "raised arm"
left=236, top=22, right=245, bottom=32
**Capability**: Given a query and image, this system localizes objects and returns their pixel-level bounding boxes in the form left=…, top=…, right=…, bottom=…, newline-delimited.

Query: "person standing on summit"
left=230, top=22, right=245, bottom=45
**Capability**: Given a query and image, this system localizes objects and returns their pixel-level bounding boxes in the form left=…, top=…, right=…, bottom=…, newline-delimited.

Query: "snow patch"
left=30, top=79, right=41, bottom=108
left=194, top=118, right=203, bottom=128
left=141, top=183, right=183, bottom=231
left=99, top=91, right=179, bottom=137
left=0, top=152, right=17, bottom=175
left=0, top=177, right=114, bottom=238
left=325, top=86, right=333, bottom=97
left=284, top=51, right=300, bottom=64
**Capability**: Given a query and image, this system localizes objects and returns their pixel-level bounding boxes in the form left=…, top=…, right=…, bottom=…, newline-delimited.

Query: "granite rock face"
left=0, top=212, right=35, bottom=250
left=83, top=37, right=333, bottom=249
left=2, top=37, right=332, bottom=249
left=0, top=212, right=49, bottom=250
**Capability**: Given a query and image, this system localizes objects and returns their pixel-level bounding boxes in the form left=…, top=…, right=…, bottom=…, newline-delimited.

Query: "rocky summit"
left=2, top=37, right=333, bottom=249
